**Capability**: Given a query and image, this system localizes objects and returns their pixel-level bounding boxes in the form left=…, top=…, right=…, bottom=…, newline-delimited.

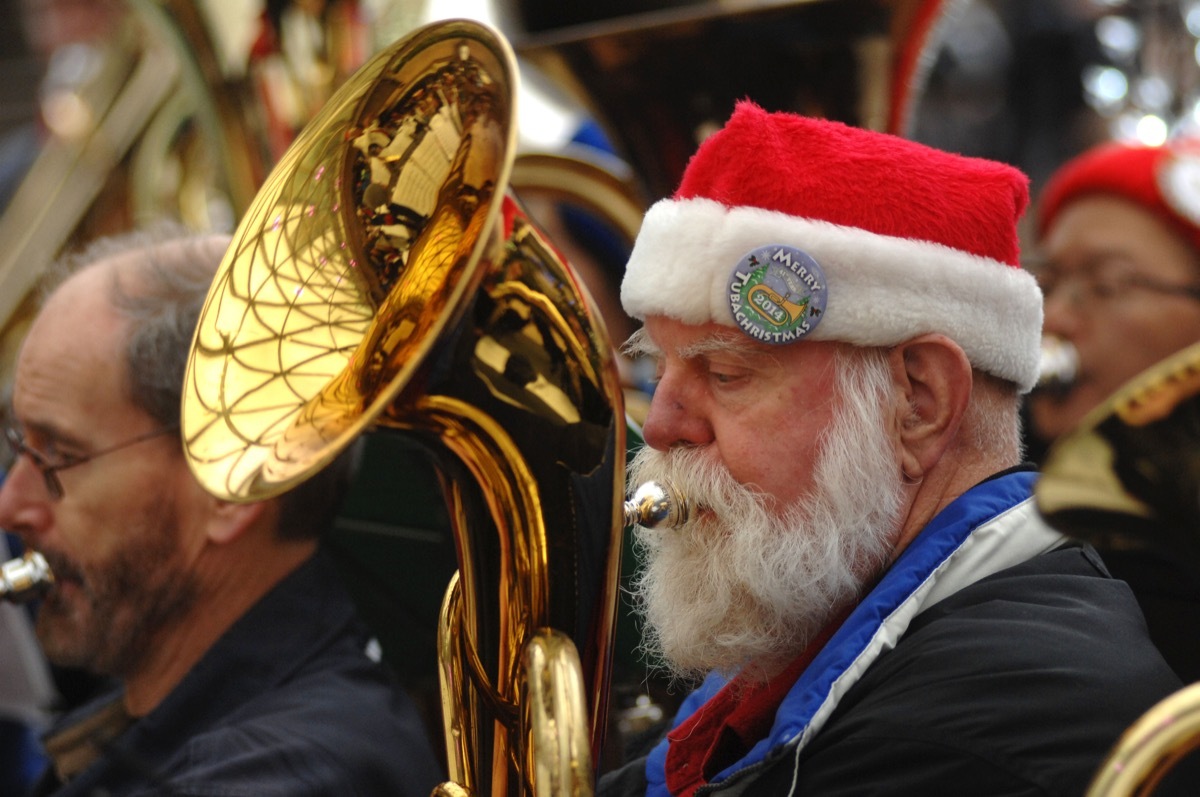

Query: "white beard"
left=628, top=353, right=906, bottom=682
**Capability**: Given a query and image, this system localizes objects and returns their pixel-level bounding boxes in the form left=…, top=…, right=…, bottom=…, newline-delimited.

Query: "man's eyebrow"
left=16, top=416, right=86, bottom=452
left=678, top=334, right=763, bottom=361
left=622, top=328, right=658, bottom=359
left=623, top=327, right=769, bottom=363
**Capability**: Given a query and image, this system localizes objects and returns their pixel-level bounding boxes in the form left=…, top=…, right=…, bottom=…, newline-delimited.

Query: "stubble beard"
left=35, top=494, right=200, bottom=679
left=628, top=354, right=906, bottom=683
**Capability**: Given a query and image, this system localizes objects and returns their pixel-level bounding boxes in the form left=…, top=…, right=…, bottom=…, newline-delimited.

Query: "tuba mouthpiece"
left=1037, top=335, right=1079, bottom=394
left=0, top=551, right=54, bottom=604
left=623, top=481, right=689, bottom=529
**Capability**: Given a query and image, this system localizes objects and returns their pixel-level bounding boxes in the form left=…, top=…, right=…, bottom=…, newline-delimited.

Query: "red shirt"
left=664, top=613, right=847, bottom=797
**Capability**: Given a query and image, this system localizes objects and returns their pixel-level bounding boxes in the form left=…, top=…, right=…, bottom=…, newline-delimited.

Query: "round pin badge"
left=1158, top=150, right=1200, bottom=227
left=726, top=244, right=827, bottom=344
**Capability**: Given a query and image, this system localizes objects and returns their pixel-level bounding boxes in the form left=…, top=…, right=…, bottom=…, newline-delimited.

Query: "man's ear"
left=885, top=333, right=973, bottom=482
left=204, top=498, right=272, bottom=546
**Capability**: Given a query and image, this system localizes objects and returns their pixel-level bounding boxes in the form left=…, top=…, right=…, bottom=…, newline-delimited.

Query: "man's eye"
left=709, top=369, right=745, bottom=385
left=34, top=438, right=74, bottom=465
left=1036, top=269, right=1063, bottom=292
left=50, top=452, right=84, bottom=468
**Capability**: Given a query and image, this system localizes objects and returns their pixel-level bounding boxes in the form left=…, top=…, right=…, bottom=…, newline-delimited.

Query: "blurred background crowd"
left=0, top=0, right=1179, bottom=242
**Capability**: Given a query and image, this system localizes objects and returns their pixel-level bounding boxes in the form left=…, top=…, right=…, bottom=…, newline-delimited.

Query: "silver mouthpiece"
left=0, top=551, right=54, bottom=603
left=623, top=481, right=689, bottom=529
left=1037, top=336, right=1079, bottom=394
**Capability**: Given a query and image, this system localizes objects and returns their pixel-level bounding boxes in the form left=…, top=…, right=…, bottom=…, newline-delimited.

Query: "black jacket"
left=31, top=552, right=443, bottom=797
left=601, top=544, right=1182, bottom=796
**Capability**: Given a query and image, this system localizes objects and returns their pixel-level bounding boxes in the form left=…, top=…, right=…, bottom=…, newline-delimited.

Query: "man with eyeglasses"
left=1027, top=138, right=1200, bottom=686
left=0, top=228, right=443, bottom=796
left=1028, top=138, right=1200, bottom=455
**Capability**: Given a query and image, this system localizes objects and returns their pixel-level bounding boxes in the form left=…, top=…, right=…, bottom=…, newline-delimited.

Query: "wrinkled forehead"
left=629, top=318, right=843, bottom=373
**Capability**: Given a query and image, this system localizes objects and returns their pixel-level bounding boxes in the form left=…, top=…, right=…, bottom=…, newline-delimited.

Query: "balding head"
left=40, top=229, right=229, bottom=431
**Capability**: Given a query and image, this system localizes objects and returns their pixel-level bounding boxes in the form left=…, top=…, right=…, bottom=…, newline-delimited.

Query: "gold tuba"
left=1082, top=681, right=1200, bottom=796
left=180, top=19, right=625, bottom=796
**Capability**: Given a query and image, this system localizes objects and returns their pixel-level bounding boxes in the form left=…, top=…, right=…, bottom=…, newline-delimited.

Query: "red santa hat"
left=621, top=101, right=1044, bottom=392
left=1036, top=137, right=1200, bottom=255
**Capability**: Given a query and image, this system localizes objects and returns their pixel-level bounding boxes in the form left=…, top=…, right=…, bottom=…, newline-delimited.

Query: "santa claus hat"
left=1037, top=137, right=1200, bottom=254
left=621, top=102, right=1043, bottom=392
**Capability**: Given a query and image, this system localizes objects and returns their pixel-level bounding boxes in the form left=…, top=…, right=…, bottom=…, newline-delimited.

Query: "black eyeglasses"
left=1040, top=270, right=1200, bottom=305
left=1029, top=256, right=1200, bottom=307
left=3, top=426, right=178, bottom=500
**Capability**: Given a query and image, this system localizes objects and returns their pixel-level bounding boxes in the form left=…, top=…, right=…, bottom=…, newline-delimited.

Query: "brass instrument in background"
left=0, top=0, right=419, bottom=382
left=179, top=19, right=626, bottom=796
left=0, top=0, right=273, bottom=385
left=511, top=0, right=954, bottom=200
left=1037, top=339, right=1200, bottom=574
left=1037, top=340, right=1200, bottom=795
left=1084, top=681, right=1200, bottom=797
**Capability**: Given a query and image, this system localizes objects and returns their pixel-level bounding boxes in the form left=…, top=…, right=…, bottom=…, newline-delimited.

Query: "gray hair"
left=836, top=345, right=1024, bottom=467
left=44, top=224, right=360, bottom=540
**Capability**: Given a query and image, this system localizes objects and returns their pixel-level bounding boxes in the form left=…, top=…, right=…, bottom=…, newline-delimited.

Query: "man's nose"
left=640, top=374, right=713, bottom=451
left=1041, top=282, right=1084, bottom=339
left=0, top=458, right=53, bottom=544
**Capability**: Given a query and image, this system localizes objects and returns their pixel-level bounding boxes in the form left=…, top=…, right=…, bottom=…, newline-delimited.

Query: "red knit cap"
left=674, top=102, right=1029, bottom=266
left=621, top=102, right=1044, bottom=391
left=1037, top=138, right=1200, bottom=253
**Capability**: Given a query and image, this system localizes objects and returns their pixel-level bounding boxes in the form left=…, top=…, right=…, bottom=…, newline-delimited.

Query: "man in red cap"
left=1028, top=137, right=1200, bottom=452
left=600, top=102, right=1182, bottom=796
left=1026, top=138, right=1200, bottom=687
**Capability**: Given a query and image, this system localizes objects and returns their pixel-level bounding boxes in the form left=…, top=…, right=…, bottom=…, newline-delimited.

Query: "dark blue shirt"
left=31, top=551, right=443, bottom=796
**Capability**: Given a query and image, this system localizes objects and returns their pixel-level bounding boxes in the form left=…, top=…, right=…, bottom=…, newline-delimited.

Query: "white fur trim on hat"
left=621, top=197, right=1044, bottom=392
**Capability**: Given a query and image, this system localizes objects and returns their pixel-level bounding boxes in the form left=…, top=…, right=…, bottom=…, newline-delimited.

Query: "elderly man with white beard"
left=598, top=103, right=1183, bottom=797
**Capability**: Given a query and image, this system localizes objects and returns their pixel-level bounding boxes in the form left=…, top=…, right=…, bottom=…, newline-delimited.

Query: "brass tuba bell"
left=180, top=19, right=626, bottom=796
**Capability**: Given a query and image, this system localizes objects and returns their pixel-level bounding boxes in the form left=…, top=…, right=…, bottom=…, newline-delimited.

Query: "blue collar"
left=646, top=470, right=1038, bottom=795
